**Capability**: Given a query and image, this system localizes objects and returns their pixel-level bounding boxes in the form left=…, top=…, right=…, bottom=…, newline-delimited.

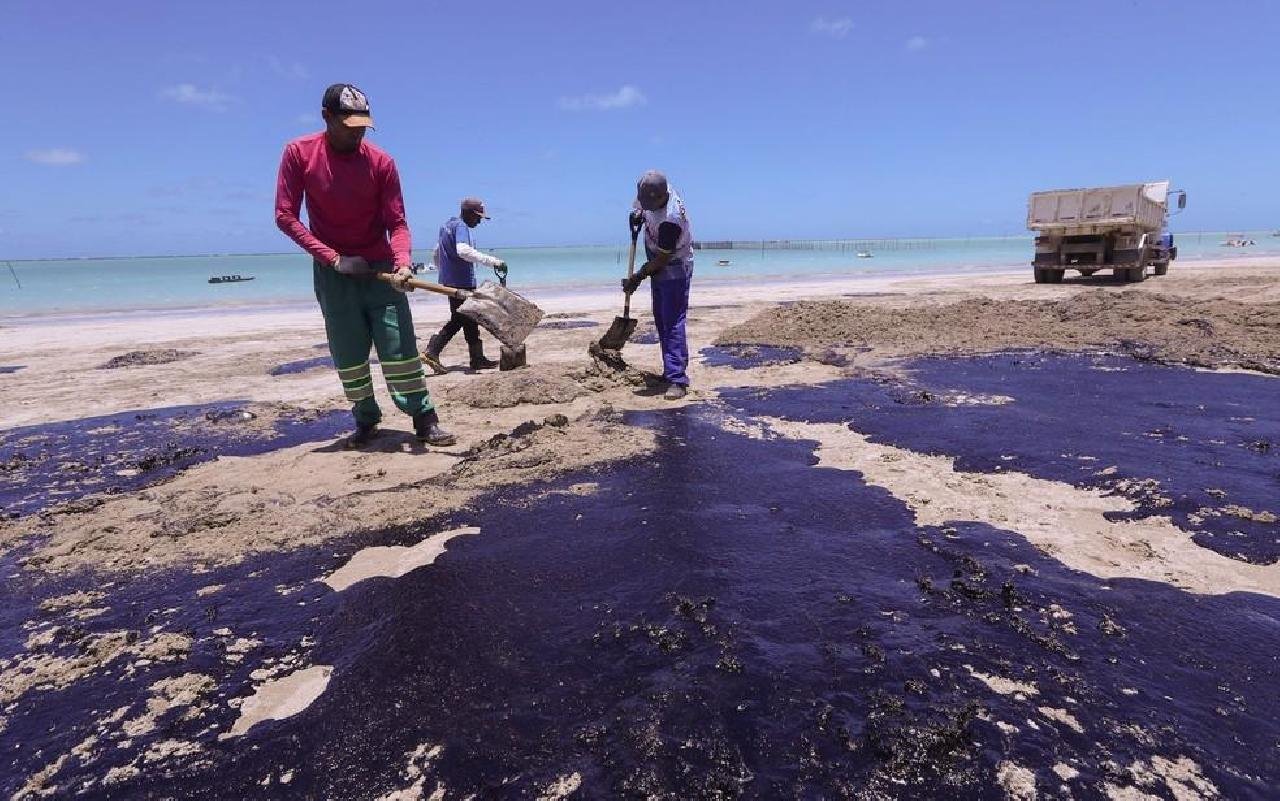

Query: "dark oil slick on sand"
left=0, top=403, right=348, bottom=518
left=2, top=355, right=1277, bottom=799
left=723, top=352, right=1280, bottom=565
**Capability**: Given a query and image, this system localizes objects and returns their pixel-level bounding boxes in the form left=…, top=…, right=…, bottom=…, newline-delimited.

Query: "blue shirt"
left=436, top=217, right=476, bottom=288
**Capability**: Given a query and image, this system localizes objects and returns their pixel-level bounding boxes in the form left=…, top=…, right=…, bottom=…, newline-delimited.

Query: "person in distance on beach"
left=622, top=170, right=694, bottom=400
left=422, top=197, right=508, bottom=374
left=274, top=83, right=455, bottom=448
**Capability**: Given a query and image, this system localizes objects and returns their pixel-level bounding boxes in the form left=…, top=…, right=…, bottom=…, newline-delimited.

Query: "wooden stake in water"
left=5, top=261, right=19, bottom=289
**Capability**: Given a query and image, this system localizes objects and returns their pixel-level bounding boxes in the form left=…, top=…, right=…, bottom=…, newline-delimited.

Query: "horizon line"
left=3, top=228, right=1266, bottom=263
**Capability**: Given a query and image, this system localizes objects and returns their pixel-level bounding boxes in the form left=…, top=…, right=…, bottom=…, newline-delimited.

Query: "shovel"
left=374, top=273, right=543, bottom=349
left=597, top=220, right=642, bottom=351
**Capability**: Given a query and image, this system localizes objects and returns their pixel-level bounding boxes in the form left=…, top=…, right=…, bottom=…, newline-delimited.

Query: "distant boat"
left=208, top=274, right=255, bottom=284
left=1220, top=238, right=1255, bottom=247
left=856, top=251, right=873, bottom=258
left=717, top=259, right=731, bottom=266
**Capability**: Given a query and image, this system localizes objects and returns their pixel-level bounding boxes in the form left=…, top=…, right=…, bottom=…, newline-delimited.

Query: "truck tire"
left=1154, top=261, right=1169, bottom=276
left=1049, top=270, right=1064, bottom=284
left=1034, top=269, right=1047, bottom=284
left=1079, top=269, right=1098, bottom=277
left=1124, top=267, right=1146, bottom=283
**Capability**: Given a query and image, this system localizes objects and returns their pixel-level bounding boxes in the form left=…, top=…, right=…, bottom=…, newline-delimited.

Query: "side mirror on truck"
left=1178, top=192, right=1187, bottom=210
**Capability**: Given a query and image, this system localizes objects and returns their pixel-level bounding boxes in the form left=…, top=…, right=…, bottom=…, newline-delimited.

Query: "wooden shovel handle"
left=375, top=272, right=464, bottom=297
left=623, top=226, right=640, bottom=318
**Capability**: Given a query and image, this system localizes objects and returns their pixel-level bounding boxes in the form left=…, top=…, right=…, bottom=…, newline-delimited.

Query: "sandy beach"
left=3, top=258, right=1279, bottom=799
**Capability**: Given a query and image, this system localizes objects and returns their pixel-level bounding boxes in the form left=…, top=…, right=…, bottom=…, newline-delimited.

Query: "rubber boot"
left=413, top=410, right=457, bottom=447
left=345, top=421, right=379, bottom=449
left=422, top=334, right=447, bottom=375
left=468, top=339, right=498, bottom=371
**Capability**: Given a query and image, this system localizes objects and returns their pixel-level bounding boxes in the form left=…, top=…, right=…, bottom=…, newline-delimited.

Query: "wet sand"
left=2, top=257, right=1278, bottom=798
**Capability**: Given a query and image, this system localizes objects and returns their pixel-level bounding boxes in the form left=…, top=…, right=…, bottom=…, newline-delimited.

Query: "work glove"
left=621, top=274, right=644, bottom=295
left=389, top=266, right=415, bottom=292
left=331, top=255, right=371, bottom=275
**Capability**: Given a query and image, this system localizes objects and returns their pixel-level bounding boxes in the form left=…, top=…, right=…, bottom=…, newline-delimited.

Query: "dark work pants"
left=430, top=295, right=483, bottom=355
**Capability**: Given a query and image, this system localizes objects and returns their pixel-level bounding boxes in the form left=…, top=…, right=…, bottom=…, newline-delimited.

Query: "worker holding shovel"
left=274, top=83, right=456, bottom=448
left=422, top=198, right=508, bottom=374
left=622, top=171, right=694, bottom=400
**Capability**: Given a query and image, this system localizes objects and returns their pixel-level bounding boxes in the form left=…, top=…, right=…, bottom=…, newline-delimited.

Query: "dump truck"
left=1026, top=181, right=1186, bottom=283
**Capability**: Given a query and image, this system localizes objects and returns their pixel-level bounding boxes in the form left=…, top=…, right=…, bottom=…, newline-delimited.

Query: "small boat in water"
left=208, top=274, right=255, bottom=284
left=856, top=251, right=873, bottom=258
left=717, top=259, right=731, bottom=266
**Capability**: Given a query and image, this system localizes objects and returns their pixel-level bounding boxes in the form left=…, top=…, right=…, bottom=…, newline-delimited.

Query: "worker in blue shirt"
left=423, top=197, right=508, bottom=373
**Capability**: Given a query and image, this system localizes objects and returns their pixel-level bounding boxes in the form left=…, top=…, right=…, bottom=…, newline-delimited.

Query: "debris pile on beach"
left=718, top=290, right=1280, bottom=373
left=447, top=411, right=653, bottom=491
left=582, top=343, right=654, bottom=388
left=441, top=354, right=663, bottom=408
left=97, top=349, right=197, bottom=369
left=440, top=366, right=588, bottom=408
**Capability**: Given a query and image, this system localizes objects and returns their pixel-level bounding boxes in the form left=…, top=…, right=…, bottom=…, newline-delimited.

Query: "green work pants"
left=314, top=261, right=433, bottom=426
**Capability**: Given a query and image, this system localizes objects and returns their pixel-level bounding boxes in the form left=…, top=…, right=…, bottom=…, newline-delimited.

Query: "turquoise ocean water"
left=3, top=231, right=1277, bottom=318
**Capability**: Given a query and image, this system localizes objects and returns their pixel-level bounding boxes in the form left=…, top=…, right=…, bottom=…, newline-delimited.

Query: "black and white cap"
left=322, top=83, right=374, bottom=128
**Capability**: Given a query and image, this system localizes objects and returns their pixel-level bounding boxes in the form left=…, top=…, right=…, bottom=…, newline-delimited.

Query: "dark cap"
left=461, top=197, right=490, bottom=219
left=637, top=170, right=669, bottom=205
left=322, top=83, right=374, bottom=128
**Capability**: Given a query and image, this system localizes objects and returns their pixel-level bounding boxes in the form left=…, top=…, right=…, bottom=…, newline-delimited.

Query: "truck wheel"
left=1124, top=268, right=1146, bottom=283
left=1049, top=270, right=1064, bottom=284
left=1079, top=269, right=1098, bottom=277
left=1154, top=261, right=1169, bottom=276
left=1034, top=269, right=1047, bottom=284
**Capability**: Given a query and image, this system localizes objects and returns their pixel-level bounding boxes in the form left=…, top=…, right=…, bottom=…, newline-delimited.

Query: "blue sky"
left=2, top=0, right=1278, bottom=258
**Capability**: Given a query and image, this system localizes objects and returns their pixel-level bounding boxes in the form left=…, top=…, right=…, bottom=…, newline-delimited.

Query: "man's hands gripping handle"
left=330, top=255, right=415, bottom=292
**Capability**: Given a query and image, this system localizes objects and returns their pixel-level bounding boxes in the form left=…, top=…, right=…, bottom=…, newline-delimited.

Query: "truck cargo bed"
left=1027, top=182, right=1170, bottom=233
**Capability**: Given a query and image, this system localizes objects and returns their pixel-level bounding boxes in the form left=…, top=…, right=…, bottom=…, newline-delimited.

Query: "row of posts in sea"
left=691, top=239, right=942, bottom=251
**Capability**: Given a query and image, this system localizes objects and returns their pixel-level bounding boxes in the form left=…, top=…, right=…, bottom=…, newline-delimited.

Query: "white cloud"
left=159, top=83, right=237, bottom=111
left=25, top=148, right=85, bottom=166
left=906, top=36, right=929, bottom=51
left=557, top=85, right=647, bottom=111
left=811, top=17, right=854, bottom=38
left=268, top=56, right=309, bottom=80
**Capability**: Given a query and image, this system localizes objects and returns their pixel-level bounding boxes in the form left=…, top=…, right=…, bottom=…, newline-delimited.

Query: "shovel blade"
left=457, top=280, right=544, bottom=349
left=598, top=316, right=638, bottom=351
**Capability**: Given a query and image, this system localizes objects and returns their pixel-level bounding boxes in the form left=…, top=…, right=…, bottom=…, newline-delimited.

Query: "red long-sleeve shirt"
left=274, top=132, right=412, bottom=266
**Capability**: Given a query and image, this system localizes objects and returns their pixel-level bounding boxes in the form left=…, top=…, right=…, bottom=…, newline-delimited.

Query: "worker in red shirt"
left=275, top=83, right=454, bottom=448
